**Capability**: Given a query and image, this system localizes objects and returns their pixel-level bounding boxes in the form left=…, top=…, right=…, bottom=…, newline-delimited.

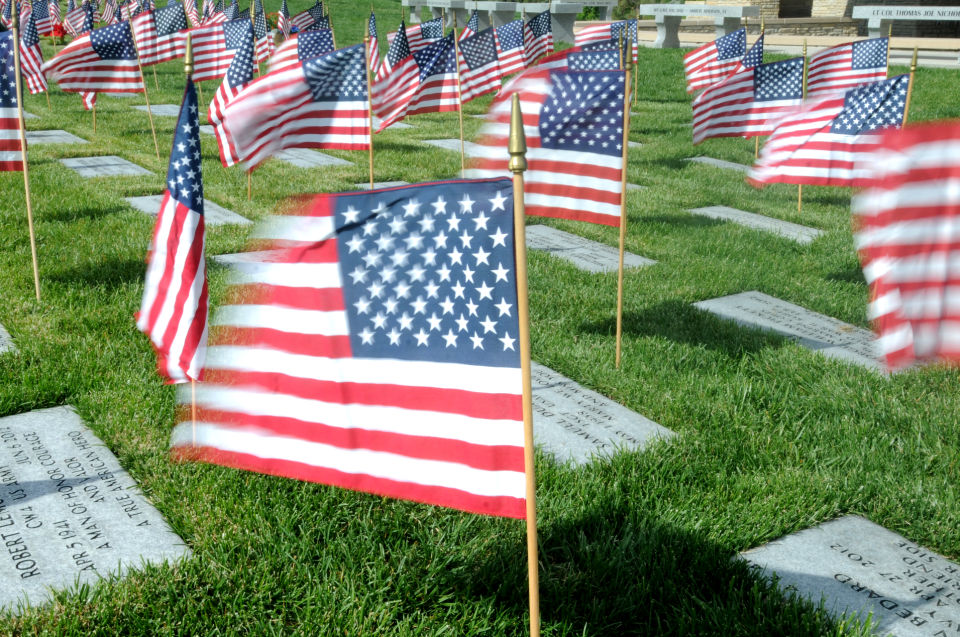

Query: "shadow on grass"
left=42, top=203, right=130, bottom=224
left=48, top=256, right=146, bottom=288
left=826, top=266, right=866, bottom=285
left=641, top=213, right=724, bottom=230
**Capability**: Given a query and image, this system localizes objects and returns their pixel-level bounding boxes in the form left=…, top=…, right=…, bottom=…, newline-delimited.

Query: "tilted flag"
left=119, top=0, right=141, bottom=20
left=80, top=90, right=96, bottom=110
left=372, top=31, right=458, bottom=131
left=683, top=27, right=745, bottom=93
left=214, top=43, right=369, bottom=169
left=523, top=9, right=552, bottom=66
left=0, top=30, right=24, bottom=172
left=48, top=0, right=61, bottom=33
left=131, top=3, right=188, bottom=67
left=692, top=56, right=804, bottom=144
left=367, top=11, right=378, bottom=78
left=252, top=0, right=273, bottom=64
left=807, top=37, right=888, bottom=98
left=750, top=75, right=908, bottom=187
left=458, top=27, right=501, bottom=104
left=183, top=0, right=199, bottom=27
left=201, top=3, right=225, bottom=25
left=171, top=178, right=527, bottom=519
left=31, top=0, right=52, bottom=35
left=221, top=0, right=235, bottom=20
left=374, top=17, right=407, bottom=82
left=64, top=0, right=93, bottom=36
left=20, top=7, right=48, bottom=95
left=208, top=18, right=253, bottom=165
left=277, top=0, right=289, bottom=38
left=137, top=78, right=208, bottom=383
left=266, top=28, right=332, bottom=75
left=467, top=68, right=626, bottom=227
left=853, top=120, right=960, bottom=369
left=387, top=17, right=442, bottom=55
left=191, top=17, right=252, bottom=83
left=1, top=0, right=12, bottom=29
left=494, top=19, right=524, bottom=77
left=574, top=19, right=636, bottom=63
left=99, top=0, right=118, bottom=25
left=43, top=20, right=145, bottom=94
left=461, top=9, right=479, bottom=39
left=290, top=0, right=322, bottom=31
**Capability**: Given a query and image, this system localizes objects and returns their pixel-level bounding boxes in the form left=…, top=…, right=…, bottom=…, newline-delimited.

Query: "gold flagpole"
left=364, top=33, right=375, bottom=188
left=452, top=12, right=465, bottom=173
left=44, top=91, right=50, bottom=109
left=247, top=171, right=252, bottom=200
left=799, top=39, right=807, bottom=214
left=129, top=22, right=161, bottom=158
left=902, top=47, right=918, bottom=124
left=508, top=92, right=540, bottom=637
left=615, top=40, right=632, bottom=369
left=197, top=80, right=203, bottom=110
left=11, top=10, right=41, bottom=301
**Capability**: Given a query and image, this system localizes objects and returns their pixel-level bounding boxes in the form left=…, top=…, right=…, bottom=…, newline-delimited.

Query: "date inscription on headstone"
left=0, top=407, right=190, bottom=613
left=741, top=515, right=960, bottom=637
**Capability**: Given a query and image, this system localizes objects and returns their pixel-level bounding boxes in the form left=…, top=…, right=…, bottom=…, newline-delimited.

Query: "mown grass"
left=1, top=2, right=960, bottom=634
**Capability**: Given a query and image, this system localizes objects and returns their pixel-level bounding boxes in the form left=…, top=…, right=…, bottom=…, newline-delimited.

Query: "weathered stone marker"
left=0, top=323, right=14, bottom=354
left=741, top=515, right=960, bottom=637
left=274, top=149, right=353, bottom=168
left=423, top=138, right=483, bottom=156
left=353, top=181, right=410, bottom=190
left=133, top=104, right=182, bottom=117
left=125, top=195, right=251, bottom=226
left=60, top=156, right=152, bottom=178
left=526, top=225, right=656, bottom=274
left=25, top=130, right=88, bottom=145
left=684, top=156, right=751, bottom=173
left=531, top=363, right=674, bottom=466
left=0, top=407, right=190, bottom=613
left=688, top=206, right=823, bottom=245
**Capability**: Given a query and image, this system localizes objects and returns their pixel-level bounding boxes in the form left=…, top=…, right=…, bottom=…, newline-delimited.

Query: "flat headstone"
left=198, top=125, right=214, bottom=136
left=741, top=515, right=960, bottom=637
left=133, top=104, right=182, bottom=117
left=22, top=111, right=38, bottom=120
left=0, top=406, right=190, bottom=613
left=104, top=92, right=137, bottom=98
left=353, top=181, right=410, bottom=190
left=532, top=362, right=674, bottom=466
left=628, top=141, right=642, bottom=149
left=688, top=206, right=823, bottom=245
left=0, top=323, right=15, bottom=354
left=423, top=138, right=484, bottom=157
left=694, top=291, right=882, bottom=370
left=626, top=183, right=646, bottom=191
left=124, top=195, right=251, bottom=226
left=684, top=156, right=750, bottom=173
left=525, top=225, right=656, bottom=274
left=25, top=130, right=88, bottom=145
left=274, top=148, right=353, bottom=168
left=60, top=156, right=152, bottom=178
left=372, top=116, right=413, bottom=130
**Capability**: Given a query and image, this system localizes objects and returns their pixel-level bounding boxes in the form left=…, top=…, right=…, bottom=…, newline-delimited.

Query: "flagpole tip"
left=508, top=94, right=527, bottom=174
left=185, top=33, right=193, bottom=76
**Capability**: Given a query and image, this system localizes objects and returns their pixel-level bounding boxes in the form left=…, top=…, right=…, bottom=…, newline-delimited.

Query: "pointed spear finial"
left=508, top=94, right=527, bottom=174
left=185, top=33, right=193, bottom=76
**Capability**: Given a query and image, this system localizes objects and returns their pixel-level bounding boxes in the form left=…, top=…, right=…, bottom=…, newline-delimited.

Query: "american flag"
left=461, top=9, right=478, bottom=39
left=81, top=90, right=96, bottom=109
left=183, top=0, right=199, bottom=26
left=20, top=7, right=48, bottom=94
left=30, top=0, right=52, bottom=35
left=374, top=18, right=407, bottom=83
left=131, top=4, right=187, bottom=67
left=64, top=1, right=93, bottom=36
left=266, top=29, right=333, bottom=75
left=42, top=20, right=144, bottom=93
left=458, top=27, right=500, bottom=104
left=1, top=0, right=11, bottom=29
left=750, top=75, right=908, bottom=187
left=0, top=31, right=24, bottom=172
left=523, top=9, right=552, bottom=66
left=138, top=78, right=208, bottom=383
left=367, top=11, right=378, bottom=78
left=214, top=43, right=369, bottom=169
left=567, top=47, right=621, bottom=71
left=300, top=13, right=329, bottom=33
left=387, top=17, right=442, bottom=55
left=692, top=56, right=804, bottom=144
left=494, top=19, right=524, bottom=77
left=371, top=31, right=459, bottom=131
left=277, top=0, right=289, bottom=38
left=467, top=68, right=626, bottom=227
left=201, top=5, right=225, bottom=25
left=290, top=0, right=322, bottom=31
left=119, top=0, right=141, bottom=21
left=98, top=0, right=117, bottom=24
left=191, top=17, right=252, bottom=83
left=853, top=120, right=960, bottom=370
left=807, top=37, right=888, bottom=98
left=575, top=19, right=637, bottom=64
left=48, top=0, right=62, bottom=33
left=252, top=0, right=273, bottom=64
left=170, top=178, right=527, bottom=519
left=208, top=18, right=252, bottom=165
left=221, top=0, right=235, bottom=20
left=683, top=27, right=745, bottom=93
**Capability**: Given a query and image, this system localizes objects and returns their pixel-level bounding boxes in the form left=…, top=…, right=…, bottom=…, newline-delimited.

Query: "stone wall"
left=637, top=16, right=858, bottom=35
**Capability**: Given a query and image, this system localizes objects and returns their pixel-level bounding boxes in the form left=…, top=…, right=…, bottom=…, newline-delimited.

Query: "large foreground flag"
left=683, top=27, right=745, bottom=93
left=0, top=30, right=24, bottom=172
left=807, top=37, right=888, bottom=98
left=853, top=120, right=960, bottom=369
left=214, top=43, right=369, bottom=169
left=692, top=56, right=804, bottom=143
left=749, top=75, right=908, bottom=187
left=137, top=78, right=208, bottom=383
left=42, top=20, right=145, bottom=94
left=171, top=178, right=527, bottom=518
left=467, top=68, right=626, bottom=227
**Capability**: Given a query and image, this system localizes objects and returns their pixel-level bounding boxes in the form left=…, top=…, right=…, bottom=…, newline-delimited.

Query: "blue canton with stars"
left=387, top=21, right=411, bottom=66
left=303, top=44, right=367, bottom=102
left=368, top=12, right=376, bottom=39
left=419, top=17, right=443, bottom=40
left=22, top=8, right=40, bottom=48
left=413, top=34, right=456, bottom=83
left=540, top=71, right=625, bottom=158
left=335, top=179, right=520, bottom=367
left=742, top=33, right=763, bottom=68
left=715, top=27, right=745, bottom=61
left=580, top=38, right=617, bottom=52
left=496, top=20, right=523, bottom=51
left=610, top=19, right=637, bottom=45
left=224, top=20, right=253, bottom=88
left=568, top=49, right=620, bottom=71
left=303, top=16, right=331, bottom=33
left=830, top=74, right=908, bottom=135
left=297, top=30, right=334, bottom=63
left=754, top=57, right=803, bottom=102
left=852, top=37, right=888, bottom=70
left=167, top=80, right=204, bottom=213
left=0, top=31, right=19, bottom=110
left=460, top=28, right=497, bottom=71
left=465, top=10, right=478, bottom=33
left=254, top=0, right=267, bottom=40
left=154, top=4, right=186, bottom=37
left=527, top=9, right=551, bottom=38
left=223, top=18, right=252, bottom=50
left=91, top=22, right=137, bottom=60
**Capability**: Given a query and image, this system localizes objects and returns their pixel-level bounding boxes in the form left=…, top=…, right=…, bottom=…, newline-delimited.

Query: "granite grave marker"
left=685, top=156, right=751, bottom=173
left=525, top=225, right=656, bottom=274
left=353, top=181, right=410, bottom=190
left=133, top=104, right=183, bottom=117
left=423, top=138, right=483, bottom=156
left=688, top=206, right=823, bottom=244
left=25, top=130, right=88, bottom=145
left=60, top=156, right=152, bottom=178
left=125, top=195, right=251, bottom=226
left=274, top=148, right=353, bottom=168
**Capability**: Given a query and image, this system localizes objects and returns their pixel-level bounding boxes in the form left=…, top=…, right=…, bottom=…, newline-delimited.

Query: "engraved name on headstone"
left=684, top=156, right=751, bottom=173
left=688, top=206, right=823, bottom=244
left=25, top=130, right=88, bottom=145
left=0, top=407, right=190, bottom=613
left=741, top=515, right=960, bottom=637
left=133, top=104, right=183, bottom=117
left=274, top=148, right=353, bottom=168
left=0, top=323, right=15, bottom=354
left=60, top=156, right=152, bottom=178
left=526, top=225, right=656, bottom=274
left=125, top=195, right=252, bottom=226
left=532, top=363, right=674, bottom=466
left=694, top=291, right=882, bottom=370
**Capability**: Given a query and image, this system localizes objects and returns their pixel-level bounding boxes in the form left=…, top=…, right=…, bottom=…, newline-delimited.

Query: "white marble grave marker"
left=274, top=148, right=353, bottom=168
left=353, top=181, right=409, bottom=190
left=526, top=225, right=655, bottom=274
left=198, top=125, right=214, bottom=136
left=125, top=195, right=251, bottom=226
left=0, top=323, right=15, bottom=354
left=25, top=130, right=88, bottom=145
left=423, top=138, right=483, bottom=156
left=0, top=407, right=190, bottom=613
left=60, top=156, right=152, bottom=178
left=741, top=516, right=959, bottom=637
left=133, top=104, right=182, bottom=117
left=688, top=206, right=823, bottom=244
left=694, top=291, right=882, bottom=370
left=684, top=156, right=750, bottom=173
left=532, top=363, right=674, bottom=466
left=22, top=111, right=38, bottom=119
left=372, top=116, right=412, bottom=130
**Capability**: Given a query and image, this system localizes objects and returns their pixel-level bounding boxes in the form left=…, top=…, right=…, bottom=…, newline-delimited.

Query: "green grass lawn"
left=2, top=2, right=960, bottom=634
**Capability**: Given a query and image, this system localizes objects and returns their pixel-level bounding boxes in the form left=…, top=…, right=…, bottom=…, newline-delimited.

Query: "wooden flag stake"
left=886, top=22, right=893, bottom=78
left=903, top=47, right=918, bottom=124
left=364, top=34, right=375, bottom=188
left=615, top=42, right=632, bottom=369
left=11, top=11, right=41, bottom=301
left=129, top=24, right=161, bottom=159
left=508, top=92, right=541, bottom=637
left=45, top=91, right=51, bottom=109
left=452, top=12, right=466, bottom=173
